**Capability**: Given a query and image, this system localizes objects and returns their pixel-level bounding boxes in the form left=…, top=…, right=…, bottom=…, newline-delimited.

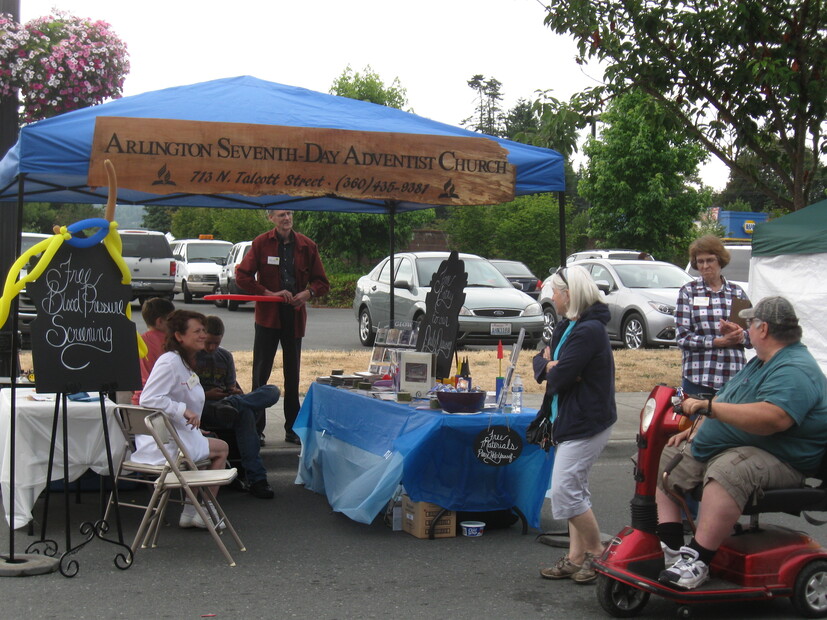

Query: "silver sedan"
left=353, top=252, right=544, bottom=347
left=539, top=259, right=692, bottom=349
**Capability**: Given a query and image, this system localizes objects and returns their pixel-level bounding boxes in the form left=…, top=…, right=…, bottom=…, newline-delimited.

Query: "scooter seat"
left=743, top=486, right=827, bottom=517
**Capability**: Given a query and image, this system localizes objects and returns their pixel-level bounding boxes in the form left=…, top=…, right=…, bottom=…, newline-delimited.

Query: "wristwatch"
left=308, top=288, right=315, bottom=298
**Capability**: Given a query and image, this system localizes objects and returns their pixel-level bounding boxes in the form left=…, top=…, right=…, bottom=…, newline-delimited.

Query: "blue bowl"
left=436, top=391, right=486, bottom=414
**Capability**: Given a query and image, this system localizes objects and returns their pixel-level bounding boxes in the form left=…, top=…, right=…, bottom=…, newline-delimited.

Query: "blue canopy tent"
left=0, top=75, right=566, bottom=321
left=0, top=75, right=564, bottom=210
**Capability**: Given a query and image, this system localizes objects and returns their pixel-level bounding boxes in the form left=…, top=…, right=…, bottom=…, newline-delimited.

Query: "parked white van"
left=169, top=238, right=232, bottom=303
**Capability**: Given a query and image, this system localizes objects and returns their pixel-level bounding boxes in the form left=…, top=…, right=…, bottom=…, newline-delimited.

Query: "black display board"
left=474, top=425, right=523, bottom=466
left=27, top=243, right=141, bottom=393
left=415, top=251, right=466, bottom=379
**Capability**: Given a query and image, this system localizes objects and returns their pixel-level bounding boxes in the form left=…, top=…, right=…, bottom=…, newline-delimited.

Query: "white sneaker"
left=661, top=542, right=682, bottom=566
left=179, top=507, right=207, bottom=529
left=179, top=503, right=226, bottom=531
left=658, top=546, right=709, bottom=590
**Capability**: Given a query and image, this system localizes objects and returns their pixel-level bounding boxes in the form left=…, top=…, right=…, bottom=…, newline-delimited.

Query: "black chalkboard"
left=415, top=251, right=466, bottom=379
left=27, top=242, right=141, bottom=393
left=474, top=425, right=523, bottom=467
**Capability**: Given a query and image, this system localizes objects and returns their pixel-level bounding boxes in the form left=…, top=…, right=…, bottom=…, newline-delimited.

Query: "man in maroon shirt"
left=236, top=209, right=329, bottom=445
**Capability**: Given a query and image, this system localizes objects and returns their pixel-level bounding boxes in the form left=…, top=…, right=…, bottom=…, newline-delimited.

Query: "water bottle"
left=511, top=374, right=524, bottom=413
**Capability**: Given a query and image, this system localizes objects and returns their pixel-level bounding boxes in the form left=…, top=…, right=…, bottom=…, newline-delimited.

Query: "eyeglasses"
left=746, top=317, right=763, bottom=328
left=555, top=266, right=568, bottom=287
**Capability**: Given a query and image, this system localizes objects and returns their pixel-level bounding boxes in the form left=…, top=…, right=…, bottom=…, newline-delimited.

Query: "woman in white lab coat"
left=133, top=309, right=229, bottom=528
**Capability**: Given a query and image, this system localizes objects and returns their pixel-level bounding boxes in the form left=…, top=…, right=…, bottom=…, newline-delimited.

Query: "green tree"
left=142, top=206, right=176, bottom=232
left=293, top=210, right=433, bottom=267
left=461, top=75, right=506, bottom=136
left=329, top=65, right=409, bottom=110
left=503, top=98, right=540, bottom=141
left=543, top=0, right=826, bottom=211
left=717, top=146, right=827, bottom=211
left=445, top=194, right=588, bottom=277
left=21, top=202, right=103, bottom=233
left=169, top=207, right=272, bottom=243
left=578, top=90, right=711, bottom=265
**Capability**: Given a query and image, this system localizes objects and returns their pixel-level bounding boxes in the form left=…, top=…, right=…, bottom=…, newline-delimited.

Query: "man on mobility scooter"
left=656, top=296, right=827, bottom=590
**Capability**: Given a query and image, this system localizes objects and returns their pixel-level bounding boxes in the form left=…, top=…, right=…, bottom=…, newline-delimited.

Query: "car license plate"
left=490, top=323, right=511, bottom=336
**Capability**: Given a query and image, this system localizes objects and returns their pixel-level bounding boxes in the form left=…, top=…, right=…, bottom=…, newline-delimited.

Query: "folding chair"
left=112, top=406, right=245, bottom=566
left=106, top=405, right=210, bottom=550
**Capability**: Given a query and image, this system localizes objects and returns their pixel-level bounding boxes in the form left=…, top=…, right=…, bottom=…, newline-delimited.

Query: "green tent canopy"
left=752, top=198, right=827, bottom=257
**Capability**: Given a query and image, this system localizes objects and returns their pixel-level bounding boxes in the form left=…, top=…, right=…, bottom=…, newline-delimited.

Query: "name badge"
left=186, top=372, right=199, bottom=390
left=694, top=296, right=710, bottom=306
left=267, top=256, right=280, bottom=266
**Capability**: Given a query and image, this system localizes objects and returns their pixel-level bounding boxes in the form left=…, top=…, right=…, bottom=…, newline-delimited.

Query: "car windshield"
left=613, top=263, right=693, bottom=289
left=416, top=257, right=512, bottom=288
left=491, top=261, right=534, bottom=277
left=187, top=243, right=230, bottom=262
left=121, top=235, right=172, bottom=258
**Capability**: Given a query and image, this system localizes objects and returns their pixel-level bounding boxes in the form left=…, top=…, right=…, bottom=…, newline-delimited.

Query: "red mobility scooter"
left=594, top=384, right=827, bottom=618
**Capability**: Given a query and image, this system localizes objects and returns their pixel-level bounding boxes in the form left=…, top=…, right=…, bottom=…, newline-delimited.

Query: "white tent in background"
left=749, top=198, right=827, bottom=374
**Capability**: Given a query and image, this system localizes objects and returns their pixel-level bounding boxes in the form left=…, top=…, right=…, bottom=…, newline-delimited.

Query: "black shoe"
left=285, top=431, right=301, bottom=445
left=248, top=479, right=274, bottom=499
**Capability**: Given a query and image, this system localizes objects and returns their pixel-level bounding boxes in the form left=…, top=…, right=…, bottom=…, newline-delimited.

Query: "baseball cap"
left=739, top=296, right=799, bottom=327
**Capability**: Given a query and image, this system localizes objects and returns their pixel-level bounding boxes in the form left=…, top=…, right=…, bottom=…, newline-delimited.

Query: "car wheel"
left=358, top=307, right=375, bottom=346
left=541, top=306, right=558, bottom=344
left=182, top=280, right=193, bottom=304
left=622, top=313, right=646, bottom=349
left=212, top=285, right=227, bottom=308
left=228, top=298, right=239, bottom=311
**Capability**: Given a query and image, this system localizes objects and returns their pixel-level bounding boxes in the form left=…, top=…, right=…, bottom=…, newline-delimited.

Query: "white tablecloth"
left=0, top=388, right=124, bottom=530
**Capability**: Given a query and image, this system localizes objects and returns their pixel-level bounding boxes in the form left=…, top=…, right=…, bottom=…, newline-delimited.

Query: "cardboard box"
left=401, top=494, right=456, bottom=539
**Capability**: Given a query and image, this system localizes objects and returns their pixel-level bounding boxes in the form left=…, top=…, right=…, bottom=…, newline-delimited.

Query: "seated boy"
left=196, top=315, right=279, bottom=500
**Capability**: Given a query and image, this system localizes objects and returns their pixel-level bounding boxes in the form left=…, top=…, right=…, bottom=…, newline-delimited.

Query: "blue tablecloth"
left=294, top=383, right=554, bottom=528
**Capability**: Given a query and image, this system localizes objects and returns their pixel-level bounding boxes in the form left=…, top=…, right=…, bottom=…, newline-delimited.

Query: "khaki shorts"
left=657, top=442, right=805, bottom=509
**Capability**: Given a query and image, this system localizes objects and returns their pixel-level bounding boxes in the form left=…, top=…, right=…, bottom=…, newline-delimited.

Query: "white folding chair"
left=106, top=405, right=209, bottom=549
left=111, top=406, right=245, bottom=566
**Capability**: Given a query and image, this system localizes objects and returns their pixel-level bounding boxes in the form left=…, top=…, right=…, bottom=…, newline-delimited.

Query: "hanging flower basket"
left=0, top=10, right=129, bottom=122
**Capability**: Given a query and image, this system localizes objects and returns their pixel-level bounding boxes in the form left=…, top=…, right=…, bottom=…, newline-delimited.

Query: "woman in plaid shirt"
left=676, top=235, right=751, bottom=396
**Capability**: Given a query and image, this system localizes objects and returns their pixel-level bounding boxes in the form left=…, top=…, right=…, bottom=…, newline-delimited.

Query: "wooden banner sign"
left=88, top=117, right=516, bottom=205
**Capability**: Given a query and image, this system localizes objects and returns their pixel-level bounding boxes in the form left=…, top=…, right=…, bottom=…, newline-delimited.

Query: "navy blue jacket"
left=532, top=302, right=616, bottom=443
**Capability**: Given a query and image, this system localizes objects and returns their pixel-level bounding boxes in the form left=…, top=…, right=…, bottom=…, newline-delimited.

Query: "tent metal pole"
left=558, top=191, right=567, bottom=267
left=387, top=201, right=396, bottom=323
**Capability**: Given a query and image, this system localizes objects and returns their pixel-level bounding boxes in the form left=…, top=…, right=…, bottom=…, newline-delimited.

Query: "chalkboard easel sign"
left=415, top=251, right=467, bottom=379
left=27, top=242, right=141, bottom=394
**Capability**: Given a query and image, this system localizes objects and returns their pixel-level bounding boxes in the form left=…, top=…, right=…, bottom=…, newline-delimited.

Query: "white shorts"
left=550, top=426, right=613, bottom=520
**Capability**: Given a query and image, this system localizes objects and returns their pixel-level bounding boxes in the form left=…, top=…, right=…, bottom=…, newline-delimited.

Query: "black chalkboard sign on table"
left=27, top=242, right=141, bottom=394
left=415, top=251, right=466, bottom=380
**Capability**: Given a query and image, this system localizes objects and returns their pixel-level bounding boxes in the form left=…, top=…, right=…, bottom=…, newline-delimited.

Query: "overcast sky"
left=20, top=0, right=729, bottom=188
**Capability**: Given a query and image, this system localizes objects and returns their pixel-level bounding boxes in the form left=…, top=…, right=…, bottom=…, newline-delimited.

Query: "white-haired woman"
left=532, top=264, right=616, bottom=584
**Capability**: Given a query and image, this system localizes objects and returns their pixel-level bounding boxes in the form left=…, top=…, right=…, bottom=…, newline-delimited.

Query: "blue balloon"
left=65, top=218, right=110, bottom=248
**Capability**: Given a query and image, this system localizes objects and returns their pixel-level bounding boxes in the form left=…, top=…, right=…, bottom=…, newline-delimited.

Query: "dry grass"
left=20, top=347, right=682, bottom=394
